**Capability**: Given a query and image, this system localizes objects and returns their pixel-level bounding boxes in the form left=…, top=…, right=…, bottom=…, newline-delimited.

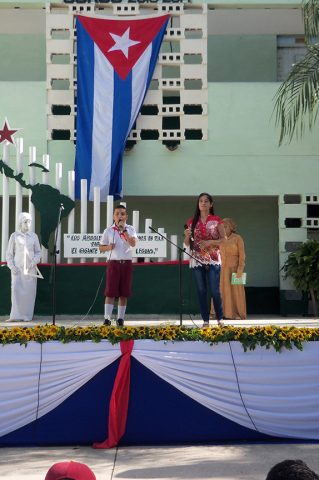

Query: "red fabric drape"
left=93, top=339, right=134, bottom=449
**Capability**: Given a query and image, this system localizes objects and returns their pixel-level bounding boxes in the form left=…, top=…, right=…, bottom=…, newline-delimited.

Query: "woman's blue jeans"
left=192, top=264, right=223, bottom=321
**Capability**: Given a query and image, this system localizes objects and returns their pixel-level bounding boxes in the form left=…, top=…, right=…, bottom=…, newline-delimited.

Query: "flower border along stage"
left=1, top=324, right=319, bottom=352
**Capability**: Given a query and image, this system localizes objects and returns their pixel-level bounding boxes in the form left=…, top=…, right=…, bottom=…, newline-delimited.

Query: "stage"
left=1, top=316, right=319, bottom=447
left=1, top=314, right=319, bottom=329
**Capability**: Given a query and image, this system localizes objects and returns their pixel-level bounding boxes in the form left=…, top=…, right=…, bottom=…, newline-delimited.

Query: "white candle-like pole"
left=42, top=154, right=50, bottom=185
left=28, top=146, right=36, bottom=232
left=1, top=144, right=10, bottom=262
left=144, top=218, right=152, bottom=263
left=158, top=227, right=165, bottom=262
left=41, top=154, right=50, bottom=263
left=93, top=186, right=100, bottom=263
left=15, top=138, right=23, bottom=230
left=80, top=179, right=88, bottom=263
left=67, top=170, right=75, bottom=264
left=183, top=243, right=190, bottom=261
left=170, top=235, right=178, bottom=261
left=55, top=163, right=63, bottom=264
left=132, top=210, right=139, bottom=263
left=106, top=195, right=114, bottom=228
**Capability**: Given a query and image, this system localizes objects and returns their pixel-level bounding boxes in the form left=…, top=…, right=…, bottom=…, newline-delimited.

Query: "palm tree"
left=274, top=0, right=319, bottom=145
left=282, top=240, right=319, bottom=317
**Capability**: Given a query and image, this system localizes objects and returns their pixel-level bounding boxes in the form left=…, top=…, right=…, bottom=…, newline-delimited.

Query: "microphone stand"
left=50, top=203, right=64, bottom=325
left=149, top=226, right=204, bottom=326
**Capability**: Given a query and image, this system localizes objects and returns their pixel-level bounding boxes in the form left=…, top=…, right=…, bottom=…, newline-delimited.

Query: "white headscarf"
left=18, top=212, right=32, bottom=233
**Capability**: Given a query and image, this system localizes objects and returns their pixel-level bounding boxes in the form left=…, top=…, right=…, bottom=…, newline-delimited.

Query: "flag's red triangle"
left=77, top=14, right=169, bottom=80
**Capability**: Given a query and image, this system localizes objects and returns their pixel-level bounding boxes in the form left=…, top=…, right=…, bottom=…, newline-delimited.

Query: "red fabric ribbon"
left=92, top=339, right=134, bottom=449
left=112, top=225, right=126, bottom=239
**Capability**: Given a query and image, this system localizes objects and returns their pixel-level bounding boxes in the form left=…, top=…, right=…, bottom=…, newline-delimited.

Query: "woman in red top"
left=184, top=193, right=226, bottom=327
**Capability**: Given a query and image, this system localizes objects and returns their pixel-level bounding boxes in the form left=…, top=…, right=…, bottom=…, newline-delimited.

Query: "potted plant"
left=282, top=240, right=319, bottom=317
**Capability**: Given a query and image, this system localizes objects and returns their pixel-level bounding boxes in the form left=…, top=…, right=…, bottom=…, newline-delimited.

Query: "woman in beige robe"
left=210, top=218, right=247, bottom=320
left=220, top=218, right=246, bottom=319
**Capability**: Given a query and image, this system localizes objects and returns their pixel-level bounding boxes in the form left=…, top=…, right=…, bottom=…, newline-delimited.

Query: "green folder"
left=231, top=272, right=247, bottom=285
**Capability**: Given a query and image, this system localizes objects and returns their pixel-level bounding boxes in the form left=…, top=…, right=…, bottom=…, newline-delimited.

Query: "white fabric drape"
left=132, top=340, right=319, bottom=439
left=1, top=340, right=319, bottom=440
left=0, top=341, right=121, bottom=438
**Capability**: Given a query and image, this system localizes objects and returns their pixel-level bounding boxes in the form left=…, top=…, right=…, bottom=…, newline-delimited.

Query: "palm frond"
left=274, top=46, right=319, bottom=145
left=303, top=0, right=319, bottom=41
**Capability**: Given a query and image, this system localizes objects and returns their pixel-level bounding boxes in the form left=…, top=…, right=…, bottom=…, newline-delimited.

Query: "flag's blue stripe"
left=75, top=19, right=95, bottom=199
left=109, top=70, right=133, bottom=198
left=145, top=20, right=169, bottom=91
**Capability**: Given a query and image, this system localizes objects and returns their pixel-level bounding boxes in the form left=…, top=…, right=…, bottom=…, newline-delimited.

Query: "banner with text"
left=64, top=233, right=167, bottom=258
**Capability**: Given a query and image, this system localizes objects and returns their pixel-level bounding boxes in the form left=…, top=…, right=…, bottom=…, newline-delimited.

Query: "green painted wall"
left=121, top=83, right=319, bottom=197
left=208, top=35, right=277, bottom=82
left=0, top=34, right=45, bottom=81
left=0, top=82, right=46, bottom=182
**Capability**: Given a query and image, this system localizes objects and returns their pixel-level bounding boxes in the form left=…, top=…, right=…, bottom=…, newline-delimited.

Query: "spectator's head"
left=44, top=461, right=96, bottom=480
left=266, top=459, right=319, bottom=480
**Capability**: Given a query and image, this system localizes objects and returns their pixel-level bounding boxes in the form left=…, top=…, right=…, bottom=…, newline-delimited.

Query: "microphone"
left=117, top=219, right=125, bottom=231
left=184, top=224, right=194, bottom=241
left=60, top=203, right=64, bottom=210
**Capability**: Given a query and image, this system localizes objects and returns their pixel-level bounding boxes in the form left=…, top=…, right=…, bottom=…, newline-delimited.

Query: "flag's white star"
left=108, top=27, right=140, bottom=59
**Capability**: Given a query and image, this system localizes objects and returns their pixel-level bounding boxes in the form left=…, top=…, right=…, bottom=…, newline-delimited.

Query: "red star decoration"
left=0, top=119, right=19, bottom=144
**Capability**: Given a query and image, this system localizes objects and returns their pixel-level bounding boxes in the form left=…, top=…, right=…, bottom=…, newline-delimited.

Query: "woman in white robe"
left=6, top=212, right=42, bottom=321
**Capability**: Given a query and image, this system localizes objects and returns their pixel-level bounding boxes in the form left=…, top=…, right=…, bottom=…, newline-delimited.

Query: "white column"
left=144, top=218, right=152, bottom=263
left=28, top=146, right=36, bottom=232
left=106, top=195, right=114, bottom=228
left=42, top=154, right=50, bottom=184
left=1, top=144, right=10, bottom=262
left=41, top=154, right=50, bottom=263
left=55, top=163, right=63, bottom=264
left=170, top=234, right=178, bottom=261
left=80, top=179, right=88, bottom=263
left=15, top=138, right=23, bottom=230
left=67, top=170, right=75, bottom=264
left=93, top=186, right=100, bottom=263
left=158, top=227, right=165, bottom=262
left=55, top=162, right=62, bottom=191
left=183, top=244, right=190, bottom=261
left=132, top=210, right=139, bottom=263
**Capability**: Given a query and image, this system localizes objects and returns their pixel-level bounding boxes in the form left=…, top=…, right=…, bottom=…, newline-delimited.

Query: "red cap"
left=45, top=461, right=96, bottom=480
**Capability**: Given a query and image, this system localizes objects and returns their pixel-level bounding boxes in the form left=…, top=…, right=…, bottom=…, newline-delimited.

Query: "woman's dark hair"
left=266, top=459, right=319, bottom=480
left=190, top=193, right=214, bottom=248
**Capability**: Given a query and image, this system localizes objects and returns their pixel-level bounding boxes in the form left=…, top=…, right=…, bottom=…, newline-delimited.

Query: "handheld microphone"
left=184, top=224, right=194, bottom=241
left=117, top=219, right=125, bottom=231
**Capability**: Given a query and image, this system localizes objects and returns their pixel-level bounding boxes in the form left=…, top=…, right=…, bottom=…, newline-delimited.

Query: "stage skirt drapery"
left=1, top=340, right=319, bottom=446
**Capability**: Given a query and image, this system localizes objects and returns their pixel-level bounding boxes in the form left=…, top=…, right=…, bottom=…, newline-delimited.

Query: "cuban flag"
left=75, top=13, right=169, bottom=201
